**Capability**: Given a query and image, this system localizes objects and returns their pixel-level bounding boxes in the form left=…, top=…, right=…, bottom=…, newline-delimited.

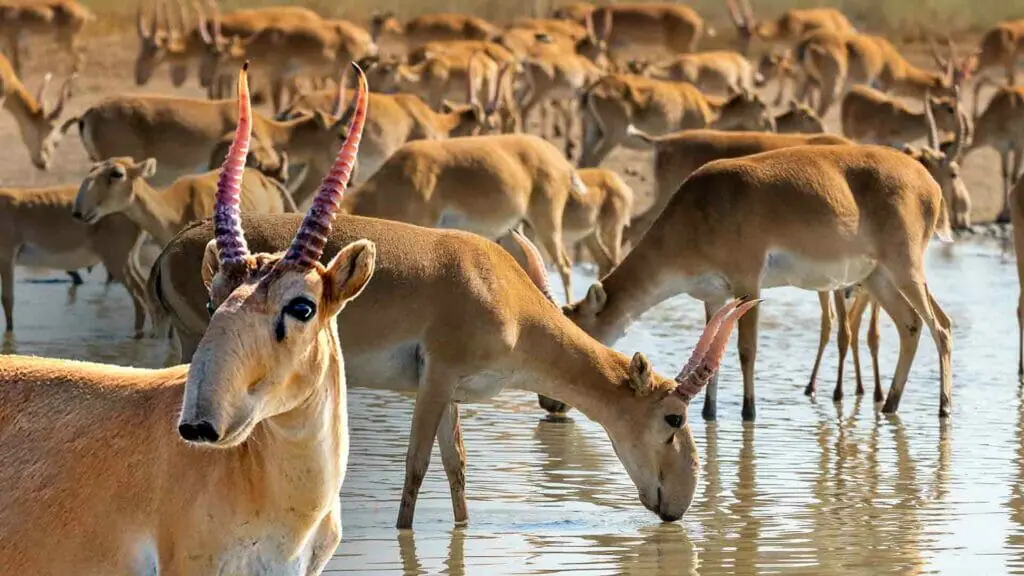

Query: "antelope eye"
left=664, top=414, right=683, bottom=428
left=206, top=300, right=215, bottom=316
left=283, top=297, right=316, bottom=322
left=110, top=167, right=126, bottom=180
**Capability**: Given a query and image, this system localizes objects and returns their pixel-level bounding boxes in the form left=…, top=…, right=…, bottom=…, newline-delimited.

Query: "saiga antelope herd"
left=1, top=0, right=1024, bottom=571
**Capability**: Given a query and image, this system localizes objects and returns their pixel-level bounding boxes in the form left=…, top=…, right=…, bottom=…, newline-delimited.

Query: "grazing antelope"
left=370, top=12, right=500, bottom=55
left=61, top=92, right=351, bottom=187
left=964, top=85, right=1024, bottom=223
left=621, top=127, right=851, bottom=245
left=134, top=0, right=190, bottom=86
left=579, top=74, right=775, bottom=168
left=565, top=144, right=954, bottom=421
left=773, top=100, right=825, bottom=133
left=518, top=49, right=604, bottom=157
left=0, top=52, right=74, bottom=170
left=336, top=133, right=584, bottom=300
left=633, top=50, right=758, bottom=96
left=0, top=0, right=94, bottom=74
left=840, top=86, right=960, bottom=146
left=725, top=0, right=855, bottom=56
left=587, top=3, right=707, bottom=59
left=563, top=167, right=634, bottom=276
left=0, top=186, right=143, bottom=334
left=72, top=157, right=295, bottom=247
left=0, top=64, right=375, bottom=574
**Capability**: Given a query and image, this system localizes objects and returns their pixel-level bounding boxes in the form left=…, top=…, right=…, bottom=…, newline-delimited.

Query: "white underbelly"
left=16, top=244, right=100, bottom=270
left=761, top=251, right=877, bottom=291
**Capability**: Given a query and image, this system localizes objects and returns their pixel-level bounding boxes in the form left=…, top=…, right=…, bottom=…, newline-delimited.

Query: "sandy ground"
left=0, top=35, right=1008, bottom=225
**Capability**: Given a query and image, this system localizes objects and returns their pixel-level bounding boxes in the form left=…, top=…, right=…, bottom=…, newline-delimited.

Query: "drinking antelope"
left=335, top=133, right=584, bottom=300
left=0, top=186, right=144, bottom=335
left=0, top=52, right=74, bottom=170
left=566, top=144, right=954, bottom=420
left=578, top=74, right=775, bottom=168
left=0, top=64, right=375, bottom=574
left=149, top=211, right=759, bottom=531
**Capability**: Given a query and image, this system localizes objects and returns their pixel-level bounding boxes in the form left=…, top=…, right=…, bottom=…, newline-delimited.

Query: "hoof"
left=537, top=394, right=571, bottom=416
left=873, top=389, right=885, bottom=404
left=702, top=401, right=717, bottom=422
left=804, top=382, right=816, bottom=397
left=881, top=398, right=899, bottom=414
left=741, top=400, right=756, bottom=422
left=855, top=385, right=865, bottom=396
left=832, top=389, right=844, bottom=403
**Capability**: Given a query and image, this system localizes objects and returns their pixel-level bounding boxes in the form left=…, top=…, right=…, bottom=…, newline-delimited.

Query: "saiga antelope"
left=565, top=144, right=954, bottom=420
left=967, top=20, right=1024, bottom=116
left=370, top=11, right=501, bottom=55
left=579, top=74, right=775, bottom=168
left=725, top=0, right=855, bottom=56
left=562, top=167, right=635, bottom=277
left=336, top=133, right=584, bottom=301
left=149, top=210, right=760, bottom=531
left=964, top=85, right=1024, bottom=222
left=0, top=0, right=94, bottom=74
left=773, top=100, right=825, bottom=133
left=0, top=186, right=143, bottom=335
left=72, top=157, right=295, bottom=246
left=631, top=50, right=759, bottom=96
left=518, top=49, right=604, bottom=158
left=621, top=126, right=851, bottom=245
left=586, top=3, right=707, bottom=59
left=840, top=85, right=960, bottom=147
left=0, top=52, right=74, bottom=170
left=0, top=64, right=376, bottom=574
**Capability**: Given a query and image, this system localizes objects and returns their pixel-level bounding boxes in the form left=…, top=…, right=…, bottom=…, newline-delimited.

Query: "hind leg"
left=847, top=289, right=870, bottom=396
left=701, top=298, right=728, bottom=421
left=832, top=290, right=851, bottom=402
left=528, top=206, right=573, bottom=302
left=867, top=300, right=884, bottom=402
left=805, top=291, right=833, bottom=397
left=66, top=270, right=84, bottom=285
left=437, top=402, right=469, bottom=525
left=0, top=256, right=13, bottom=332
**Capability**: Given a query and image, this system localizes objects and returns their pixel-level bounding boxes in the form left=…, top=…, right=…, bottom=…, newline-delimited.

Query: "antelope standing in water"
left=0, top=63, right=374, bottom=574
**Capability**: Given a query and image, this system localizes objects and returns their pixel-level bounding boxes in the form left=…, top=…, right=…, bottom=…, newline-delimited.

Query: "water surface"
left=5, top=239, right=1021, bottom=575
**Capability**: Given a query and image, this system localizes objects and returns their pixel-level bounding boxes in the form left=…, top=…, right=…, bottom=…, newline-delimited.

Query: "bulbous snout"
left=178, top=419, right=221, bottom=443
left=641, top=486, right=689, bottom=523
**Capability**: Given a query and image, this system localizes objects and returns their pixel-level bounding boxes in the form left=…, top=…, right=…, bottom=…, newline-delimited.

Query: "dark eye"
left=110, top=168, right=125, bottom=180
left=206, top=300, right=215, bottom=316
left=664, top=414, right=683, bottom=428
left=283, top=297, right=316, bottom=322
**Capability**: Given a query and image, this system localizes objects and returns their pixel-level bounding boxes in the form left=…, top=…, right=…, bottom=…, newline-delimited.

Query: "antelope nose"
left=659, top=512, right=682, bottom=523
left=71, top=210, right=83, bottom=221
left=178, top=420, right=220, bottom=443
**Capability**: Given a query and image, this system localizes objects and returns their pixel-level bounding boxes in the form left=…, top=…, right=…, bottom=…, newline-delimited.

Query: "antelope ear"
left=901, top=144, right=922, bottom=159
left=322, top=239, right=377, bottom=316
left=201, top=239, right=220, bottom=293
left=628, top=352, right=655, bottom=395
left=581, top=283, right=608, bottom=316
left=138, top=157, right=158, bottom=179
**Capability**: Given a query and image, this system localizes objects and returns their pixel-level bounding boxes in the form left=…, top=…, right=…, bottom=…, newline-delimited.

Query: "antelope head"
left=72, top=157, right=157, bottom=224
left=711, top=89, right=775, bottom=132
left=725, top=0, right=758, bottom=55
left=135, top=0, right=189, bottom=86
left=928, top=35, right=971, bottom=96
left=903, top=87, right=972, bottom=230
left=178, top=62, right=375, bottom=447
left=195, top=0, right=230, bottom=89
left=513, top=230, right=761, bottom=520
left=19, top=72, right=74, bottom=170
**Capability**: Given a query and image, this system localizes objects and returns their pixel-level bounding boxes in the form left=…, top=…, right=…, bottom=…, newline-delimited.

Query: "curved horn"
left=924, top=89, right=940, bottom=151
left=947, top=87, right=966, bottom=162
left=675, top=298, right=761, bottom=400
left=509, top=227, right=557, bottom=306
left=281, top=63, right=368, bottom=269
left=137, top=0, right=153, bottom=39
left=331, top=72, right=346, bottom=117
left=194, top=0, right=212, bottom=45
left=467, top=51, right=480, bottom=106
left=213, top=62, right=252, bottom=265
left=678, top=299, right=742, bottom=378
left=35, top=72, right=52, bottom=107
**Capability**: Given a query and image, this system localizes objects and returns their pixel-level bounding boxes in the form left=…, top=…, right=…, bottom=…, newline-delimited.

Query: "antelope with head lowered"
left=150, top=205, right=760, bottom=531
left=0, top=51, right=74, bottom=170
left=725, top=0, right=855, bottom=56
left=630, top=50, right=760, bottom=96
left=565, top=144, right=954, bottom=421
left=0, top=0, right=94, bottom=75
left=0, top=63, right=375, bottom=575
left=578, top=73, right=775, bottom=168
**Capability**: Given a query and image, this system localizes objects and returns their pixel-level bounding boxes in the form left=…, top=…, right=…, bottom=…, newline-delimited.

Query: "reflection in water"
left=6, top=238, right=1024, bottom=574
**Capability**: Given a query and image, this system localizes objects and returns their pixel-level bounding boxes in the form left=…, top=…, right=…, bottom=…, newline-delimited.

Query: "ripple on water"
left=6, top=239, right=1024, bottom=575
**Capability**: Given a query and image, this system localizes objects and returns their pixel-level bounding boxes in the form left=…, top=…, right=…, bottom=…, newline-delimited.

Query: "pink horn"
left=281, top=62, right=368, bottom=269
left=213, top=61, right=252, bottom=265
left=675, top=298, right=762, bottom=400
left=509, top=227, right=557, bottom=307
left=678, top=299, right=742, bottom=377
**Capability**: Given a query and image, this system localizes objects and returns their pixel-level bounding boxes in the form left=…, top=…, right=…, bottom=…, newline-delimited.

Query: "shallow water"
left=5, top=237, right=1022, bottom=575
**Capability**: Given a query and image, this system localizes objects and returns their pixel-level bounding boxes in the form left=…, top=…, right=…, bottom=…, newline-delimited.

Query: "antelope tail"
left=624, top=124, right=658, bottom=148
left=935, top=193, right=954, bottom=243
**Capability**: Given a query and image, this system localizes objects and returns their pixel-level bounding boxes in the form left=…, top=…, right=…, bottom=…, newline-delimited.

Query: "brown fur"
left=588, top=3, right=706, bottom=59
left=840, top=85, right=959, bottom=146
left=0, top=50, right=73, bottom=170
left=564, top=168, right=635, bottom=276
left=0, top=0, right=93, bottom=74
left=965, top=85, right=1024, bottom=222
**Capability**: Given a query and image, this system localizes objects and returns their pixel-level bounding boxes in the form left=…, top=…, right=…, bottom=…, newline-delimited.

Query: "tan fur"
left=965, top=85, right=1024, bottom=222
left=0, top=0, right=93, bottom=74
left=337, top=133, right=581, bottom=300
left=773, top=99, right=825, bottom=133
left=565, top=168, right=634, bottom=275
left=73, top=158, right=292, bottom=246
left=65, top=94, right=346, bottom=187
left=638, top=50, right=756, bottom=96
left=840, top=85, right=959, bottom=146
left=0, top=50, right=73, bottom=170
left=566, top=144, right=954, bottom=420
left=0, top=234, right=377, bottom=573
left=578, top=73, right=774, bottom=167
left=726, top=0, right=854, bottom=56
left=151, top=213, right=712, bottom=529
left=968, top=19, right=1024, bottom=114
left=588, top=3, right=706, bottom=59
left=622, top=127, right=851, bottom=245
left=0, top=186, right=144, bottom=334
left=518, top=49, right=604, bottom=158
left=370, top=12, right=501, bottom=55
left=551, top=3, right=596, bottom=23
